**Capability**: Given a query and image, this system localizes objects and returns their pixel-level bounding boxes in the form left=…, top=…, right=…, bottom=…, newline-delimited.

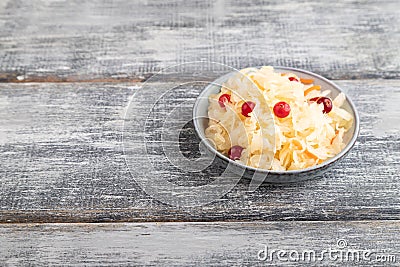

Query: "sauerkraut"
left=205, top=66, right=353, bottom=171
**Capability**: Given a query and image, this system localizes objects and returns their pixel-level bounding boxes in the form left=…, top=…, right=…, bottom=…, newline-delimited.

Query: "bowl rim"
left=193, top=66, right=360, bottom=174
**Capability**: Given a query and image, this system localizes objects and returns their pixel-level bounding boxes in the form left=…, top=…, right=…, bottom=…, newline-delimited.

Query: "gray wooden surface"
left=0, top=80, right=399, bottom=223
left=1, top=221, right=400, bottom=266
left=0, top=0, right=399, bottom=265
left=0, top=0, right=399, bottom=82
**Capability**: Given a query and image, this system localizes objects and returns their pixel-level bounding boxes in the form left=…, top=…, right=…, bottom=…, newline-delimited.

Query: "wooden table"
left=1, top=0, right=399, bottom=265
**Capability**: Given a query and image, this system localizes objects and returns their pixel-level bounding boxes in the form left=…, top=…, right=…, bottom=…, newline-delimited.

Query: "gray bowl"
left=193, top=67, right=360, bottom=184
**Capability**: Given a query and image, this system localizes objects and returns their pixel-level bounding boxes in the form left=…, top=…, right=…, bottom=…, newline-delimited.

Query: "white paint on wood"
left=0, top=80, right=398, bottom=222
left=0, top=222, right=399, bottom=266
left=0, top=0, right=399, bottom=80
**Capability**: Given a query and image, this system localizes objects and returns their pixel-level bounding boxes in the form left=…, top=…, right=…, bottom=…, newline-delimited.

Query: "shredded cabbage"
left=205, top=66, right=353, bottom=170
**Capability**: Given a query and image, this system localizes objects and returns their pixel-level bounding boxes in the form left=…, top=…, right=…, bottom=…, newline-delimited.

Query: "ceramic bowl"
left=193, top=67, right=360, bottom=183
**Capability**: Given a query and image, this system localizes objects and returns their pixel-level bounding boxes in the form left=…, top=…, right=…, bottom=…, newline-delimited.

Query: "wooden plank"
left=0, top=221, right=399, bottom=266
left=0, top=0, right=399, bottom=81
left=0, top=80, right=399, bottom=223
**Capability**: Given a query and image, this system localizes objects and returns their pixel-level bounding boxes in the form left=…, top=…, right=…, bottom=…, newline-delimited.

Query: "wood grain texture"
left=0, top=0, right=399, bottom=81
left=1, top=221, right=399, bottom=266
left=0, top=79, right=398, bottom=223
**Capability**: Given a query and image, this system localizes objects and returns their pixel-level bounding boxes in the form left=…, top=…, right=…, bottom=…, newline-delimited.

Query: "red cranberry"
left=228, top=145, right=243, bottom=160
left=273, top=101, right=291, bottom=118
left=218, top=94, right=231, bottom=108
left=288, top=77, right=299, bottom=82
left=241, top=101, right=256, bottom=117
left=309, top=97, right=333, bottom=113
